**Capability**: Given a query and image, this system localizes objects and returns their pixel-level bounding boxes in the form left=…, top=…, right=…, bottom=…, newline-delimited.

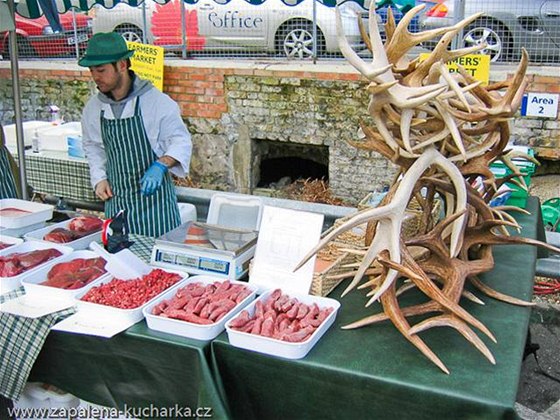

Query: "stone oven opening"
left=254, top=140, right=329, bottom=188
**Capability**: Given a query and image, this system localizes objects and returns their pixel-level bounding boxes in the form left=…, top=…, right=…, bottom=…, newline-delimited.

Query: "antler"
left=321, top=1, right=551, bottom=374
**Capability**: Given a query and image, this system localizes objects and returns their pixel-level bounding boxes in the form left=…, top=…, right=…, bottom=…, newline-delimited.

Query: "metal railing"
left=2, top=0, right=559, bottom=65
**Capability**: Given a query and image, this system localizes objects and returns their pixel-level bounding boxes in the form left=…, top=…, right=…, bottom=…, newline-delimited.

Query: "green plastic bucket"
left=542, top=198, right=560, bottom=232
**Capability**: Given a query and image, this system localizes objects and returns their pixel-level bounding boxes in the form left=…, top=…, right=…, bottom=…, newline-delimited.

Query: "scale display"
left=154, top=249, right=230, bottom=275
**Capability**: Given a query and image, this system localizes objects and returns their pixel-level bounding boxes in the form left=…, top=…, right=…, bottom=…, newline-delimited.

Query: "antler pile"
left=296, top=3, right=559, bottom=373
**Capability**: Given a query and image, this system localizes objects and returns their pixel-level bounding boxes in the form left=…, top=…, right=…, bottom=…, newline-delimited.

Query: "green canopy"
left=15, top=0, right=167, bottom=18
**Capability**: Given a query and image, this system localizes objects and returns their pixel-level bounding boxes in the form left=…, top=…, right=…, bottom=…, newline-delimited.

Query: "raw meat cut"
left=43, top=216, right=103, bottom=243
left=0, top=248, right=62, bottom=277
left=81, top=269, right=181, bottom=309
left=0, top=208, right=30, bottom=217
left=68, top=216, right=103, bottom=233
left=0, top=242, right=14, bottom=250
left=44, top=228, right=82, bottom=243
left=40, top=257, right=107, bottom=290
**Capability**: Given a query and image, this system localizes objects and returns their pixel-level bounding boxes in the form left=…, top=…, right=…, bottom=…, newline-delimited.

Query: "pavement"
left=515, top=303, right=560, bottom=419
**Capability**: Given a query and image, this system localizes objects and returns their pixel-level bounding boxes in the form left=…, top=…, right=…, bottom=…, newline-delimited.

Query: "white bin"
left=15, top=383, right=80, bottom=420
left=37, top=122, right=82, bottom=152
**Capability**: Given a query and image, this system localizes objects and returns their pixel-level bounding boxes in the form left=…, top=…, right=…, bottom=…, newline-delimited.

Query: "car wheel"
left=115, top=25, right=144, bottom=43
left=462, top=19, right=511, bottom=62
left=277, top=21, right=325, bottom=59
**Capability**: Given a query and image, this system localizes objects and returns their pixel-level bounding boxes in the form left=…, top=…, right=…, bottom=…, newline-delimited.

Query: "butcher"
left=79, top=32, right=192, bottom=237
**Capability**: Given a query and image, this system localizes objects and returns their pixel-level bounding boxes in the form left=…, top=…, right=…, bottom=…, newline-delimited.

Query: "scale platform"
left=150, top=221, right=258, bottom=279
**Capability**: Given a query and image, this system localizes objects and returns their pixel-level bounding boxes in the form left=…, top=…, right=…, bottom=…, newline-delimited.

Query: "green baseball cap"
left=78, top=32, right=134, bottom=67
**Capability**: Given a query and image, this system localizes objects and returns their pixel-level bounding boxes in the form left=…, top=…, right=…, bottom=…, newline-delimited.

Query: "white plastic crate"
left=0, top=241, right=73, bottom=295
left=0, top=199, right=53, bottom=229
left=74, top=269, right=190, bottom=325
left=24, top=218, right=103, bottom=250
left=225, top=289, right=340, bottom=359
left=0, top=234, right=23, bottom=250
left=22, top=250, right=109, bottom=302
left=143, top=275, right=258, bottom=341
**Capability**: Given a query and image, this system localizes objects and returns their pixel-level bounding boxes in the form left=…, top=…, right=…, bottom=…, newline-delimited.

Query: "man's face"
left=89, top=61, right=124, bottom=94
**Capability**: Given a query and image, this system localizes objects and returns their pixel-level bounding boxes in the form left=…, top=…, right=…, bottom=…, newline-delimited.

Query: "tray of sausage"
left=143, top=275, right=258, bottom=341
left=225, top=288, right=340, bottom=359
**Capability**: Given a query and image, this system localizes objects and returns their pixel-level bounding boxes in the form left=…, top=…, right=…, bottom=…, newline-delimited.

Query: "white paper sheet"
left=249, top=206, right=324, bottom=295
left=0, top=295, right=74, bottom=318
left=52, top=311, right=135, bottom=338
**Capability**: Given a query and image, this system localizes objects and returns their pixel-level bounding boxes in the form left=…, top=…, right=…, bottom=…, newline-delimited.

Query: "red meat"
left=0, top=208, right=30, bottom=217
left=0, top=248, right=62, bottom=277
left=68, top=216, right=103, bottom=233
left=0, top=242, right=13, bottom=250
left=81, top=269, right=181, bottom=309
left=44, top=228, right=81, bottom=243
left=41, top=257, right=107, bottom=289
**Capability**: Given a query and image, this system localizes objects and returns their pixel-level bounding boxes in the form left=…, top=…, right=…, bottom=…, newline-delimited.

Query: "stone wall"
left=1, top=61, right=559, bottom=204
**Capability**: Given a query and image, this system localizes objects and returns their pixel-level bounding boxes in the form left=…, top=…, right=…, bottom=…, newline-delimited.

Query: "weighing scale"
left=150, top=221, right=258, bottom=279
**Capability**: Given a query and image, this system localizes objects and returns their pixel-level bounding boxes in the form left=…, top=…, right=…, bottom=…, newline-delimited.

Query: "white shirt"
left=81, top=87, right=192, bottom=188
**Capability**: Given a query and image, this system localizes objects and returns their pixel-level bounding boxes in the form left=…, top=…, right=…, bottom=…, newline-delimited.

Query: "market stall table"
left=209, top=197, right=543, bottom=420
left=11, top=149, right=99, bottom=203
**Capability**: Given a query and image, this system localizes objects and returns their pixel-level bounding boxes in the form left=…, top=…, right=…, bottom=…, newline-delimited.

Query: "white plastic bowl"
left=0, top=199, right=54, bottom=229
left=21, top=250, right=109, bottom=302
left=225, top=290, right=340, bottom=359
left=74, top=269, right=189, bottom=325
left=0, top=241, right=73, bottom=295
left=24, top=218, right=103, bottom=250
left=143, top=275, right=258, bottom=341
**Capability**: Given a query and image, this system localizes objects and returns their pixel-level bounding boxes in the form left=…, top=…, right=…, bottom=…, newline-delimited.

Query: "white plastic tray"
left=0, top=241, right=73, bottom=295
left=143, top=275, right=258, bottom=341
left=225, top=290, right=340, bottom=359
left=0, top=222, right=47, bottom=238
left=0, top=199, right=54, bottom=229
left=24, top=218, right=102, bottom=250
left=0, top=234, right=24, bottom=251
left=21, top=250, right=109, bottom=302
left=74, top=269, right=190, bottom=325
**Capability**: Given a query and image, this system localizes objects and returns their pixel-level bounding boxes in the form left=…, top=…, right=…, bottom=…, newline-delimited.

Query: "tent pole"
left=8, top=0, right=29, bottom=200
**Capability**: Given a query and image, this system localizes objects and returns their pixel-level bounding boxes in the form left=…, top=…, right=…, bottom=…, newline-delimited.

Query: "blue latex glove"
left=140, top=161, right=168, bottom=196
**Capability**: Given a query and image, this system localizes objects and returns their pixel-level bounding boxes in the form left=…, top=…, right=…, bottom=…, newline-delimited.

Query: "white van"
left=92, top=0, right=370, bottom=59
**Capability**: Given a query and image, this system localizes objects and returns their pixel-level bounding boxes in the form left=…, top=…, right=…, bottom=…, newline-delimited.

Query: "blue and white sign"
left=521, top=93, right=559, bottom=118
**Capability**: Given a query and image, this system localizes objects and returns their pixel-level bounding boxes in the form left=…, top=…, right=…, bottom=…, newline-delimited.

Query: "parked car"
left=0, top=12, right=92, bottom=59
left=93, top=0, right=370, bottom=59
left=417, top=0, right=560, bottom=62
left=91, top=2, right=153, bottom=44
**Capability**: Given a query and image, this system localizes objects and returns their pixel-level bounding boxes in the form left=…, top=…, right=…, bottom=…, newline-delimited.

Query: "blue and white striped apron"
left=100, top=97, right=181, bottom=237
left=0, top=147, right=17, bottom=199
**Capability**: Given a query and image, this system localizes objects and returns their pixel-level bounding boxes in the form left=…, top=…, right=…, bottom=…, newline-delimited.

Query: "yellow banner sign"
left=126, top=41, right=165, bottom=92
left=419, top=53, right=490, bottom=85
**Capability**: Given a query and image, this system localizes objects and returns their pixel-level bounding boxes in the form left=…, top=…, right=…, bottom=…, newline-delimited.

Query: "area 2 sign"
left=521, top=93, right=559, bottom=118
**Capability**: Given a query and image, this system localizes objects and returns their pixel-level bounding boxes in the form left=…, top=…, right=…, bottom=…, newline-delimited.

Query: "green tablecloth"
left=17, top=199, right=541, bottom=420
left=28, top=322, right=229, bottom=419
left=209, top=197, right=541, bottom=420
